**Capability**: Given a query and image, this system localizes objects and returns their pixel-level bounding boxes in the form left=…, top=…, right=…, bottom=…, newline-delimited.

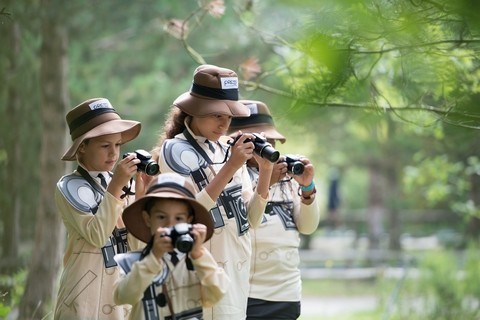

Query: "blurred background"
left=1, top=0, right=480, bottom=319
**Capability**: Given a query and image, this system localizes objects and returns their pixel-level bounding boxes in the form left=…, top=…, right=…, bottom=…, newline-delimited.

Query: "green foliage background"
left=1, top=0, right=480, bottom=317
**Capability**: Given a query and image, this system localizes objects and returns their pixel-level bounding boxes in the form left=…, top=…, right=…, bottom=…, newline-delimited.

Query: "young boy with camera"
left=113, top=172, right=230, bottom=320
left=54, top=97, right=144, bottom=319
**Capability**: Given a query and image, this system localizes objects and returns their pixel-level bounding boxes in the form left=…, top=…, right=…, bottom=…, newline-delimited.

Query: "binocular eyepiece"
left=229, top=133, right=280, bottom=163
left=123, top=149, right=160, bottom=176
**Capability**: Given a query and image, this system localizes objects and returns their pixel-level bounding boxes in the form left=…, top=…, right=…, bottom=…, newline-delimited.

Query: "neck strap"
left=182, top=129, right=230, bottom=166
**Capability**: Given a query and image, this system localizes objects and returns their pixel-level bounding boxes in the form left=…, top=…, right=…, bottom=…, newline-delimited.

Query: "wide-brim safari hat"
left=173, top=64, right=251, bottom=118
left=228, top=100, right=286, bottom=143
left=62, top=98, right=141, bottom=161
left=122, top=173, right=213, bottom=243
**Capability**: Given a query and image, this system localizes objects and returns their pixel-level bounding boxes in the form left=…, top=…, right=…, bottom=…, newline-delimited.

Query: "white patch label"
left=156, top=173, right=186, bottom=186
left=245, top=103, right=258, bottom=114
left=89, top=99, right=113, bottom=110
left=220, top=77, right=238, bottom=89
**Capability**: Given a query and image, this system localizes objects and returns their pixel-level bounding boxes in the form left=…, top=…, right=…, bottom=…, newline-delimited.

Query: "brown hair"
left=151, top=106, right=189, bottom=162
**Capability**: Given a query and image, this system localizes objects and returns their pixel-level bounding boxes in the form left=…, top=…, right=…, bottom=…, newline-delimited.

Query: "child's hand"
left=108, top=154, right=140, bottom=199
left=291, top=157, right=315, bottom=187
left=189, top=223, right=207, bottom=259
left=134, top=172, right=153, bottom=199
left=270, top=157, right=288, bottom=186
left=151, top=227, right=174, bottom=260
left=227, top=131, right=254, bottom=169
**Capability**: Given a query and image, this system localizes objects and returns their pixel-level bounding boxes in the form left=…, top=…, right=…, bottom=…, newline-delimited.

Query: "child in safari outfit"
left=152, top=65, right=273, bottom=319
left=228, top=100, right=321, bottom=320
left=113, top=172, right=230, bottom=320
left=54, top=98, right=143, bottom=319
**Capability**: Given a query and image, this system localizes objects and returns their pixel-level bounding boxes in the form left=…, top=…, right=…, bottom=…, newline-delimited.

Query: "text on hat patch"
left=220, top=77, right=238, bottom=90
left=89, top=99, right=113, bottom=111
left=245, top=103, right=259, bottom=114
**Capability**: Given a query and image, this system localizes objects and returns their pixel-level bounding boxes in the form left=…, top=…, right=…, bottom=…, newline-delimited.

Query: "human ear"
left=78, top=142, right=86, bottom=154
left=142, top=210, right=151, bottom=228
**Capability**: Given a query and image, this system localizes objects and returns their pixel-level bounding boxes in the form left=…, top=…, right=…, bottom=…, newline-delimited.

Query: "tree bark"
left=17, top=0, right=68, bottom=317
left=1, top=18, right=21, bottom=275
left=367, top=158, right=384, bottom=251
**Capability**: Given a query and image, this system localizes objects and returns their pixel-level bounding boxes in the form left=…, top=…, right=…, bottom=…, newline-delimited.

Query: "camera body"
left=230, top=133, right=280, bottom=163
left=284, top=155, right=305, bottom=175
left=165, top=223, right=194, bottom=253
left=123, top=149, right=160, bottom=176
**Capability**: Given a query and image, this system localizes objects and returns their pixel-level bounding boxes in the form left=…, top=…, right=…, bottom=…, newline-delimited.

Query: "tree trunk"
left=1, top=18, right=21, bottom=275
left=467, top=170, right=480, bottom=241
left=367, top=159, right=384, bottom=251
left=385, top=117, right=402, bottom=251
left=17, top=0, right=68, bottom=317
left=386, top=166, right=402, bottom=250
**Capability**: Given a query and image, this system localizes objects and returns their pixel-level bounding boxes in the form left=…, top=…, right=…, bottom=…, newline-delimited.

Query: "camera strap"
left=182, top=129, right=229, bottom=166
left=76, top=166, right=105, bottom=212
left=76, top=165, right=129, bottom=267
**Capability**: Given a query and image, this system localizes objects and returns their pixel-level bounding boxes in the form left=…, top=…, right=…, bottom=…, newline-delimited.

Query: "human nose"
left=168, top=217, right=177, bottom=226
left=110, top=145, right=119, bottom=155
left=219, top=117, right=230, bottom=128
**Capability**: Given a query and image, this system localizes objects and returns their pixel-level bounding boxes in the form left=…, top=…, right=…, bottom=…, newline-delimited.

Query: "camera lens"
left=175, top=234, right=194, bottom=253
left=144, top=161, right=160, bottom=176
left=260, top=145, right=280, bottom=163
left=290, top=162, right=304, bottom=175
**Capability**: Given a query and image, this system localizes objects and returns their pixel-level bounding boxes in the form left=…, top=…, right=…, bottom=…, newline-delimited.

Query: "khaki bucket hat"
left=173, top=64, right=250, bottom=117
left=122, top=173, right=214, bottom=243
left=228, top=100, right=286, bottom=143
left=62, top=98, right=141, bottom=161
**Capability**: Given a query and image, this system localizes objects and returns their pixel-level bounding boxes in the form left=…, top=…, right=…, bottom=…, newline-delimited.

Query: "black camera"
left=284, top=155, right=305, bottom=175
left=165, top=223, right=194, bottom=253
left=229, top=133, right=280, bottom=163
left=123, top=149, right=160, bottom=176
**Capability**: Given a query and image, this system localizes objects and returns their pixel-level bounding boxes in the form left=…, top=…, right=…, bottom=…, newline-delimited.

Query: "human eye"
left=154, top=212, right=166, bottom=221
left=175, top=214, right=188, bottom=223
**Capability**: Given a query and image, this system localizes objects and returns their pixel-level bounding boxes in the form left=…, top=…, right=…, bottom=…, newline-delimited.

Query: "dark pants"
left=246, top=297, right=301, bottom=320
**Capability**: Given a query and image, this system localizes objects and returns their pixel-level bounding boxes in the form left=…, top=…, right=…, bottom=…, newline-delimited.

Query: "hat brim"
left=229, top=124, right=286, bottom=143
left=173, top=91, right=250, bottom=117
left=122, top=190, right=214, bottom=243
left=61, top=120, right=141, bottom=161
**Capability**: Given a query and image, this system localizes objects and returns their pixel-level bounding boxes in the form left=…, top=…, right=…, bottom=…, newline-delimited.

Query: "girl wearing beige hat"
left=54, top=98, right=143, bottom=319
left=228, top=100, right=320, bottom=320
left=152, top=64, right=274, bottom=319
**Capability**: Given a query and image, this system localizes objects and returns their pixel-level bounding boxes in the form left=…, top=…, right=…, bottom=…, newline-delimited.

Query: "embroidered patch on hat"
left=220, top=77, right=238, bottom=89
left=245, top=103, right=259, bottom=114
left=89, top=98, right=113, bottom=110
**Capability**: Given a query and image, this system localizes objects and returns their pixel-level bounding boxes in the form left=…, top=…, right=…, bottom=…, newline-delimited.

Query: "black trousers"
left=246, top=297, right=301, bottom=320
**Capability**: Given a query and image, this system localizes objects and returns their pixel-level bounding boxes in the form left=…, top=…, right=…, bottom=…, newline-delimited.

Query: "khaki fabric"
left=53, top=172, right=140, bottom=320
left=248, top=167, right=320, bottom=302
left=114, top=247, right=230, bottom=319
left=158, top=127, right=268, bottom=320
